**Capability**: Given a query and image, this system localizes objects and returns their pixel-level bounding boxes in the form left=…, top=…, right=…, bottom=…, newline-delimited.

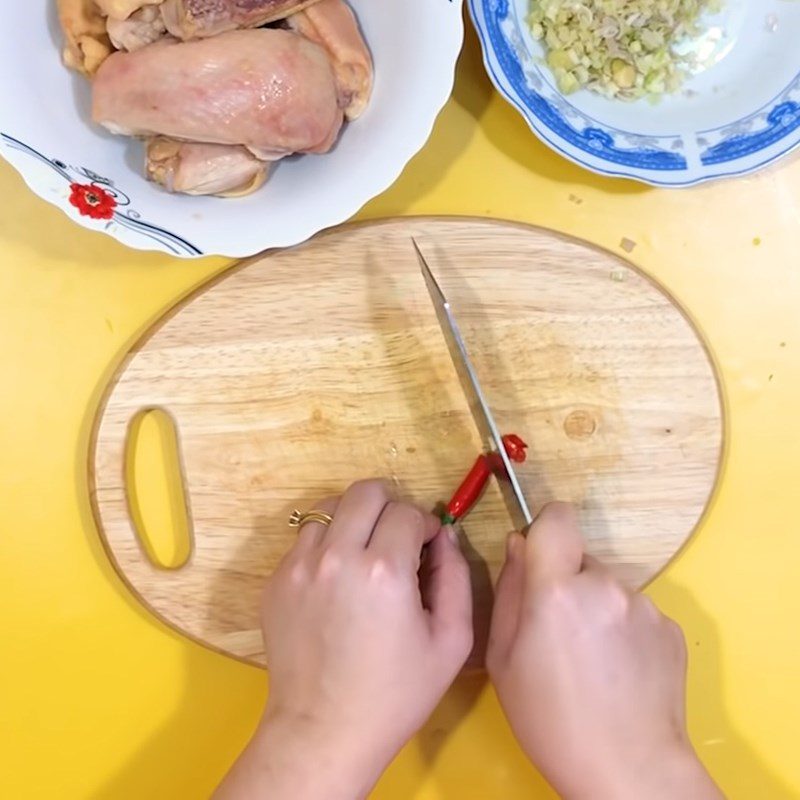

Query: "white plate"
left=469, top=0, right=800, bottom=186
left=0, top=1, right=464, bottom=258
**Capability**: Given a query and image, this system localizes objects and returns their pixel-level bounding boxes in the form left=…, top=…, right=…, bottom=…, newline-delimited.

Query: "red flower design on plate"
left=68, top=182, right=117, bottom=220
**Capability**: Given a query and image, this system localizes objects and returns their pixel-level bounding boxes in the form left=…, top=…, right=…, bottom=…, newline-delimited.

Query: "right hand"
left=487, top=503, right=723, bottom=800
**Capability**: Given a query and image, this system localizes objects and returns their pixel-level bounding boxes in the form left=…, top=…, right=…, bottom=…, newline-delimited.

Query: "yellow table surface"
left=2, top=28, right=799, bottom=800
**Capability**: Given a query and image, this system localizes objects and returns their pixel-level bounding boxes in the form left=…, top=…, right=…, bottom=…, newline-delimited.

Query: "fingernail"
left=446, top=525, right=459, bottom=545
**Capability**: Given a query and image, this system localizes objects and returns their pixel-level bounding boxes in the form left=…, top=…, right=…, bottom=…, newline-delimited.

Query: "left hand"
left=215, top=479, right=473, bottom=800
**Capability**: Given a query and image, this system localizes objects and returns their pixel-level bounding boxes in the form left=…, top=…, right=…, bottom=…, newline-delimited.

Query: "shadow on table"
left=74, top=517, right=266, bottom=799
left=407, top=574, right=795, bottom=800
left=362, top=16, right=649, bottom=221
left=359, top=21, right=495, bottom=219
left=82, top=528, right=794, bottom=800
left=650, top=577, right=794, bottom=799
left=85, top=652, right=266, bottom=799
left=452, top=22, right=649, bottom=198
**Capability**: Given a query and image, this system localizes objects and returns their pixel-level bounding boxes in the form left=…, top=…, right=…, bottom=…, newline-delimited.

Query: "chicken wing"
left=160, top=0, right=321, bottom=40
left=57, top=0, right=113, bottom=76
left=146, top=138, right=269, bottom=196
left=286, top=0, right=372, bottom=121
left=93, top=29, right=343, bottom=157
left=106, top=6, right=167, bottom=51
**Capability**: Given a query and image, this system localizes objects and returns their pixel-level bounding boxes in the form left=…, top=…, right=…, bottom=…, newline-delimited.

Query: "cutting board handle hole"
left=125, top=408, right=193, bottom=571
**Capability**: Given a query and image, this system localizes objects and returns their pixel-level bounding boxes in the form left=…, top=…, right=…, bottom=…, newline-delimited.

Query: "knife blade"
left=413, top=239, right=533, bottom=531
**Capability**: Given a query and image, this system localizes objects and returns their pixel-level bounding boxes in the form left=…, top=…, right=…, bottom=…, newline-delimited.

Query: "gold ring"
left=288, top=509, right=334, bottom=529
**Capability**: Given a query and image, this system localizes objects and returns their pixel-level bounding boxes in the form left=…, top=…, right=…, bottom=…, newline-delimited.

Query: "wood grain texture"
left=91, top=217, right=723, bottom=667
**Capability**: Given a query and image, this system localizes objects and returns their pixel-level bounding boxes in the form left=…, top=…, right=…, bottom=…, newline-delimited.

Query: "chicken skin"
left=92, top=29, right=344, bottom=158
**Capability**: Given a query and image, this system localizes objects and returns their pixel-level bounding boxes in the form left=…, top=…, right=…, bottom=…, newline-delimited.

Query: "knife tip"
left=411, top=237, right=431, bottom=269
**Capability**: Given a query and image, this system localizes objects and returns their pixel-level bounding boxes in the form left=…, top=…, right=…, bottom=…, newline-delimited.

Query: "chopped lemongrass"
left=528, top=0, right=722, bottom=101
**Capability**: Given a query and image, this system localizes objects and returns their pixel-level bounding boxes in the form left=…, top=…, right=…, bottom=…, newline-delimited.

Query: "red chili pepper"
left=442, top=434, right=529, bottom=525
left=442, top=454, right=492, bottom=525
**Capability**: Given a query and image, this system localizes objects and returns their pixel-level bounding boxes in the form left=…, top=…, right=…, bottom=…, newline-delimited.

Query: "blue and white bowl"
left=469, top=0, right=800, bottom=186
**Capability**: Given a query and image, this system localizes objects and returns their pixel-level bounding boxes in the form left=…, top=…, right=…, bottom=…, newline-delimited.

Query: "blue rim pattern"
left=700, top=102, right=800, bottom=166
left=469, top=0, right=800, bottom=186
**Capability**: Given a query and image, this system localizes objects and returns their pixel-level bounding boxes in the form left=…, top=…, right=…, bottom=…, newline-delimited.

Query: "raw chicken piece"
left=94, top=0, right=161, bottom=20
left=287, top=0, right=373, bottom=120
left=93, top=29, right=343, bottom=157
left=146, top=138, right=269, bottom=196
left=57, top=0, right=113, bottom=76
left=160, top=0, right=320, bottom=40
left=106, top=6, right=167, bottom=51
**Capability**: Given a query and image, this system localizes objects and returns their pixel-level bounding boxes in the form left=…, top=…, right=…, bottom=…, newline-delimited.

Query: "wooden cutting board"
left=91, top=217, right=723, bottom=667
